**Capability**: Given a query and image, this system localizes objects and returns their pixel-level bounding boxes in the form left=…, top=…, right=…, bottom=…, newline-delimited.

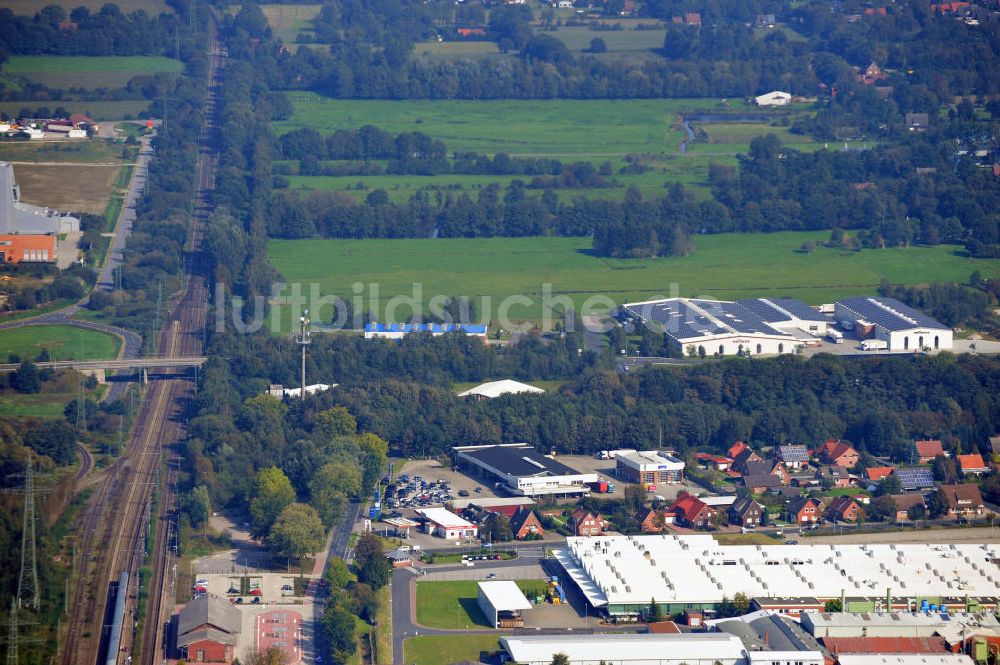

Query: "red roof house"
left=637, top=507, right=663, bottom=533
left=728, top=441, right=751, bottom=459
left=826, top=496, right=863, bottom=522
left=570, top=508, right=608, bottom=537
left=939, top=484, right=985, bottom=518
left=509, top=508, right=544, bottom=540
left=668, top=492, right=717, bottom=529
left=865, top=466, right=894, bottom=482
left=787, top=497, right=825, bottom=524
left=820, top=440, right=859, bottom=468
left=958, top=454, right=989, bottom=476
left=914, top=439, right=945, bottom=463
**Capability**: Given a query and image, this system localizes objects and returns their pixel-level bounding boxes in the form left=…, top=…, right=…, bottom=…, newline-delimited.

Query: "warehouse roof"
left=622, top=298, right=793, bottom=341
left=365, top=322, right=488, bottom=334
left=821, top=636, right=948, bottom=654
left=477, top=581, right=532, bottom=611
left=555, top=535, right=1000, bottom=608
left=837, top=296, right=947, bottom=332
left=456, top=444, right=580, bottom=477
left=457, top=379, right=545, bottom=399
left=834, top=655, right=973, bottom=665
left=736, top=297, right=829, bottom=323
left=499, top=633, right=746, bottom=664
left=616, top=450, right=685, bottom=470
left=803, top=611, right=1000, bottom=632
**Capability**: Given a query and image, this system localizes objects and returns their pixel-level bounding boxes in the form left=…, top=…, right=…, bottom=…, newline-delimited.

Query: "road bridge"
left=0, top=356, right=206, bottom=372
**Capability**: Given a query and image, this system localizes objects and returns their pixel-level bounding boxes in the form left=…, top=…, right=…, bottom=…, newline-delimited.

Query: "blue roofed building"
left=834, top=296, right=951, bottom=351
left=363, top=322, right=488, bottom=340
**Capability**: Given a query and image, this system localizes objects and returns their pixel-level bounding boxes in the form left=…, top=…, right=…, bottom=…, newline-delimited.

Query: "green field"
left=3, top=55, right=181, bottom=90
left=267, top=233, right=1000, bottom=332
left=0, top=140, right=130, bottom=164
left=403, top=634, right=501, bottom=665
left=549, top=25, right=667, bottom=54
left=3, top=0, right=171, bottom=14
left=261, top=4, right=322, bottom=43
left=0, top=100, right=151, bottom=121
left=0, top=388, right=99, bottom=419
left=415, top=580, right=546, bottom=629
left=0, top=325, right=121, bottom=362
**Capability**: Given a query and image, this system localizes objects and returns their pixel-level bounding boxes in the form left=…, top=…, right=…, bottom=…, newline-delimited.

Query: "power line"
left=17, top=452, right=40, bottom=612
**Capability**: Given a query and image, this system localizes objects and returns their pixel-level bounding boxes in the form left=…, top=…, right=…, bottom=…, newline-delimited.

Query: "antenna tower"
left=298, top=310, right=311, bottom=399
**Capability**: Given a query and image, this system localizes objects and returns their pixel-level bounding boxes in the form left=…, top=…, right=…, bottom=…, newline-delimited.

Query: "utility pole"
left=6, top=600, right=17, bottom=665
left=17, top=453, right=40, bottom=611
left=298, top=309, right=311, bottom=399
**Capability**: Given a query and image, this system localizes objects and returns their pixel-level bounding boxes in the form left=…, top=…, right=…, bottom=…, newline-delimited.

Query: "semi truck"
left=860, top=339, right=888, bottom=351
left=827, top=329, right=844, bottom=344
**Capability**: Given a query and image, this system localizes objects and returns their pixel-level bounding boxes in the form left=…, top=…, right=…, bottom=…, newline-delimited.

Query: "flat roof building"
left=453, top=444, right=597, bottom=497
left=499, top=633, right=749, bottom=665
left=835, top=656, right=972, bottom=665
left=621, top=297, right=822, bottom=357
left=835, top=296, right=952, bottom=351
left=415, top=507, right=478, bottom=540
left=477, top=581, right=532, bottom=628
left=364, top=322, right=487, bottom=340
left=554, top=535, right=1000, bottom=619
left=801, top=611, right=1000, bottom=639
left=616, top=450, right=685, bottom=485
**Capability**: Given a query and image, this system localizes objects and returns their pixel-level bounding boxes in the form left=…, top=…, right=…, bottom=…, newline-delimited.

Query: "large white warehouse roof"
left=500, top=633, right=747, bottom=665
left=555, top=535, right=1000, bottom=608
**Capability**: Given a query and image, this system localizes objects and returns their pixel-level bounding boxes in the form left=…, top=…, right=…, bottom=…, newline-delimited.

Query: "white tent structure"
left=457, top=380, right=545, bottom=399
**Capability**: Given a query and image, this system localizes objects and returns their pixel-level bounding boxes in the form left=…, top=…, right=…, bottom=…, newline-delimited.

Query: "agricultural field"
left=2, top=55, right=181, bottom=90
left=260, top=4, right=322, bottom=43
left=0, top=384, right=104, bottom=419
left=403, top=634, right=501, bottom=665
left=0, top=100, right=151, bottom=121
left=266, top=232, right=1000, bottom=332
left=0, top=325, right=121, bottom=362
left=414, top=41, right=503, bottom=59
left=14, top=162, right=125, bottom=214
left=275, top=95, right=808, bottom=200
left=0, top=140, right=131, bottom=164
left=3, top=0, right=171, bottom=14
left=547, top=25, right=667, bottom=55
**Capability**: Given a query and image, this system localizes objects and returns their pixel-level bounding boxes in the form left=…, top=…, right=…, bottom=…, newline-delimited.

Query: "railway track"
left=60, top=18, right=223, bottom=665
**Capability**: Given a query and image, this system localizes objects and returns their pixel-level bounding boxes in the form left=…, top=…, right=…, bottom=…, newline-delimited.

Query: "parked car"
left=249, top=588, right=263, bottom=596
left=281, top=584, right=293, bottom=591
left=227, top=586, right=239, bottom=594
left=458, top=489, right=470, bottom=497
left=252, top=597, right=262, bottom=604
left=235, top=597, right=244, bottom=604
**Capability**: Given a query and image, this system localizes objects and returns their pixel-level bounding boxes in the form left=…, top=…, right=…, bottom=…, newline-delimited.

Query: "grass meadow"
left=274, top=95, right=808, bottom=200
left=0, top=100, right=151, bottom=120
left=3, top=0, right=171, bottom=14
left=3, top=55, right=181, bottom=90
left=403, top=634, right=501, bottom=665
left=260, top=4, right=322, bottom=43
left=0, top=325, right=121, bottom=362
left=266, top=232, right=1000, bottom=332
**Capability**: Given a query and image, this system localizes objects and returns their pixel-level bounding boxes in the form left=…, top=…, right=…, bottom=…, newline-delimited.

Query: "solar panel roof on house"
left=894, top=467, right=936, bottom=490
left=837, top=297, right=946, bottom=332
left=778, top=445, right=811, bottom=463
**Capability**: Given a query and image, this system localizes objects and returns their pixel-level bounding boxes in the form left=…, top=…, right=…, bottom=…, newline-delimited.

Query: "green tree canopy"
left=268, top=502, right=325, bottom=561
left=249, top=466, right=296, bottom=539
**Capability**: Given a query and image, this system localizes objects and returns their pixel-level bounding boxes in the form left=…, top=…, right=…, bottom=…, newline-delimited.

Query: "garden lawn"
left=403, top=634, right=501, bottom=665
left=266, top=233, right=1000, bottom=332
left=0, top=325, right=121, bottom=362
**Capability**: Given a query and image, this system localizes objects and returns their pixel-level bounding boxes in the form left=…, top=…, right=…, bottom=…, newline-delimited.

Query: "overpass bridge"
left=0, top=356, right=207, bottom=373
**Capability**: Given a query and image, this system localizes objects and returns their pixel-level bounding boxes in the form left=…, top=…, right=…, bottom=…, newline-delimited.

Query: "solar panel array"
left=837, top=297, right=946, bottom=332
left=623, top=298, right=793, bottom=342
left=894, top=467, right=936, bottom=490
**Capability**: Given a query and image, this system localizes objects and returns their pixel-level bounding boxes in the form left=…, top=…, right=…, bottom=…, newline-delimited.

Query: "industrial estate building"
left=363, top=322, right=488, bottom=339
left=0, top=161, right=79, bottom=263
left=415, top=507, right=478, bottom=540
left=615, top=450, right=686, bottom=485
left=453, top=444, right=598, bottom=497
left=554, top=534, right=1000, bottom=619
left=476, top=581, right=532, bottom=628
left=621, top=295, right=952, bottom=355
left=834, top=296, right=952, bottom=351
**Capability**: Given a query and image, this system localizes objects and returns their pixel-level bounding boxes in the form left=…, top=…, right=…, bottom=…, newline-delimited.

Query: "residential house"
left=787, top=497, right=825, bottom=524
left=865, top=466, right=894, bottom=482
left=637, top=507, right=663, bottom=533
left=668, top=492, right=717, bottom=529
left=816, top=465, right=852, bottom=488
left=728, top=496, right=764, bottom=528
left=386, top=548, right=414, bottom=568
left=890, top=494, right=925, bottom=522
left=895, top=467, right=937, bottom=491
left=509, top=508, right=544, bottom=540
left=906, top=112, right=930, bottom=131
left=988, top=435, right=1000, bottom=458
left=727, top=441, right=751, bottom=459
left=820, top=440, right=859, bottom=468
left=743, top=473, right=783, bottom=494
left=958, top=454, right=989, bottom=476
left=939, top=484, right=985, bottom=518
left=859, top=61, right=887, bottom=85
left=569, top=508, right=608, bottom=537
left=733, top=448, right=764, bottom=475
left=775, top=445, right=810, bottom=469
left=742, top=460, right=788, bottom=483
left=754, top=13, right=776, bottom=27
left=175, top=595, right=241, bottom=663
left=914, top=439, right=945, bottom=463
left=826, top=496, right=863, bottom=523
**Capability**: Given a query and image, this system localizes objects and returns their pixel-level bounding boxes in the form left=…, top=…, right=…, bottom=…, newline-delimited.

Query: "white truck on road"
left=827, top=329, right=844, bottom=344
left=860, top=339, right=888, bottom=351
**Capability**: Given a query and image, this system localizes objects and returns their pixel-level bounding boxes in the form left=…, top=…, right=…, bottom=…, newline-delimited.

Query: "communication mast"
left=297, top=309, right=311, bottom=399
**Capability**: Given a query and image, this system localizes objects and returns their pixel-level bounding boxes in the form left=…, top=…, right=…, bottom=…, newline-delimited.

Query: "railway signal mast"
left=298, top=309, right=311, bottom=399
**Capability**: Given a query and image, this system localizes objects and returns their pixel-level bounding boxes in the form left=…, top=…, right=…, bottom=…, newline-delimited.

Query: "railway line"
left=59, top=17, right=223, bottom=665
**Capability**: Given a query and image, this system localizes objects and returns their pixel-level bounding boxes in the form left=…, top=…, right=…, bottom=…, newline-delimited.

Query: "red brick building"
left=787, top=497, right=825, bottom=524
left=637, top=507, right=663, bottom=533
left=914, top=439, right=945, bottom=463
left=176, top=595, right=241, bottom=663
left=826, top=496, right=863, bottom=522
left=667, top=492, right=717, bottom=529
left=570, top=508, right=607, bottom=537
left=509, top=508, right=544, bottom=540
left=820, top=440, right=859, bottom=468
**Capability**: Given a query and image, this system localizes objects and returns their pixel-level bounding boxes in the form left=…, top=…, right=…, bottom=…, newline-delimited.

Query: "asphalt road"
left=333, top=499, right=363, bottom=560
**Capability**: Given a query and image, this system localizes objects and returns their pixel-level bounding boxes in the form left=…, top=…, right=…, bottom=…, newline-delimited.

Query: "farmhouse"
left=363, top=322, right=487, bottom=339
left=615, top=450, right=685, bottom=485
left=453, top=443, right=598, bottom=497
left=834, top=296, right=952, bottom=351
left=553, top=534, right=1000, bottom=619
